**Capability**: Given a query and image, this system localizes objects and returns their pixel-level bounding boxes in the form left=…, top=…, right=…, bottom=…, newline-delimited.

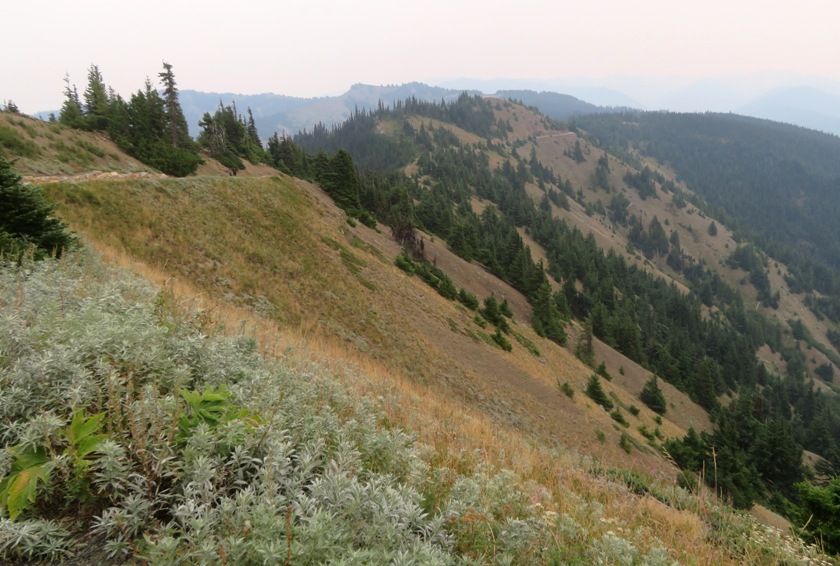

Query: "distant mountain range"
left=178, top=83, right=476, bottom=140
left=35, top=77, right=840, bottom=139
left=735, top=86, right=840, bottom=136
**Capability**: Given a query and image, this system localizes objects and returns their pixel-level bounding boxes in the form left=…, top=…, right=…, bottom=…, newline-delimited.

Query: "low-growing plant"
left=611, top=408, right=630, bottom=428
left=457, top=287, right=479, bottom=310
left=596, top=361, right=612, bottom=381
left=513, top=331, right=540, bottom=356
left=638, top=425, right=656, bottom=441
left=491, top=328, right=512, bottom=352
left=558, top=380, right=575, bottom=398
left=620, top=433, right=633, bottom=454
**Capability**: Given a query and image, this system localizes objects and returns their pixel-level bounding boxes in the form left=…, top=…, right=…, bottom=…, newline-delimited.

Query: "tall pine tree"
left=158, top=62, right=192, bottom=149
left=83, top=64, right=110, bottom=131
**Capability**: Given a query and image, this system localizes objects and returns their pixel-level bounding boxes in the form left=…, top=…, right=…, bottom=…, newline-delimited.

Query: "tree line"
left=284, top=94, right=840, bottom=526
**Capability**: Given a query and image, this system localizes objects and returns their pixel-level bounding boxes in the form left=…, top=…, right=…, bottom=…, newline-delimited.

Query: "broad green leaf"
left=76, top=433, right=108, bottom=459
left=67, top=410, right=105, bottom=444
left=0, top=446, right=51, bottom=520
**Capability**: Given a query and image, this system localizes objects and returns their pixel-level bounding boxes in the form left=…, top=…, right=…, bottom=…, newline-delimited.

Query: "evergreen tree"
left=708, top=221, right=718, bottom=236
left=569, top=140, right=585, bottom=163
left=585, top=374, right=613, bottom=410
left=158, top=62, right=192, bottom=149
left=125, top=79, right=200, bottom=177
left=575, top=315, right=595, bottom=366
left=692, top=357, right=718, bottom=410
left=246, top=107, right=261, bottom=149
left=59, top=74, right=84, bottom=129
left=321, top=149, right=361, bottom=212
left=0, top=155, right=76, bottom=259
left=751, top=418, right=803, bottom=491
left=83, top=64, right=110, bottom=131
left=532, top=278, right=566, bottom=344
left=648, top=216, right=669, bottom=256
left=640, top=376, right=667, bottom=414
left=482, top=295, right=501, bottom=324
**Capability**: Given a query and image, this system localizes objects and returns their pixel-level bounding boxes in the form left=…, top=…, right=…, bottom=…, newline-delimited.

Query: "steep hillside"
left=4, top=100, right=839, bottom=562
left=43, top=174, right=693, bottom=477
left=21, top=174, right=825, bottom=565
left=0, top=111, right=277, bottom=181
left=290, top=95, right=840, bottom=520
left=0, top=111, right=152, bottom=176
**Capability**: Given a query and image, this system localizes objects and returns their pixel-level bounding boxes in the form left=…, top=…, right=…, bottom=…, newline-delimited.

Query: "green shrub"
left=492, top=328, right=512, bottom=352
left=638, top=425, right=655, bottom=441
left=596, top=361, right=612, bottom=381
left=0, top=251, right=580, bottom=563
left=620, top=433, right=633, bottom=454
left=0, top=125, right=40, bottom=158
left=558, top=381, right=575, bottom=398
left=610, top=409, right=629, bottom=428
left=458, top=288, right=479, bottom=310
left=585, top=375, right=613, bottom=411
left=640, top=377, right=667, bottom=415
left=394, top=252, right=415, bottom=273
left=796, top=477, right=840, bottom=554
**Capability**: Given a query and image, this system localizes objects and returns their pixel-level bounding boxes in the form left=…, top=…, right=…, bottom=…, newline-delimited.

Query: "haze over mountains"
left=5, top=68, right=840, bottom=562
left=167, top=74, right=840, bottom=139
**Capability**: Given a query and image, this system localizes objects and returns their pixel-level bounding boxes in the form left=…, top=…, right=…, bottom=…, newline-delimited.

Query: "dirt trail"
left=23, top=170, right=168, bottom=185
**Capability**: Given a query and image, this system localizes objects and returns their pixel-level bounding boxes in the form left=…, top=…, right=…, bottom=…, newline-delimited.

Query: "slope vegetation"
left=2, top=104, right=837, bottom=562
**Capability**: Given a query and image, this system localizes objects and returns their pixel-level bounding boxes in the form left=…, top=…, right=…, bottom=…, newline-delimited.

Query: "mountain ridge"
left=3, top=98, right=840, bottom=562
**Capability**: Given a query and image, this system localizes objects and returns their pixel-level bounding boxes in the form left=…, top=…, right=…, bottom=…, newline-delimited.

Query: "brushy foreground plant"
left=1, top=251, right=835, bottom=565
left=0, top=251, right=563, bottom=564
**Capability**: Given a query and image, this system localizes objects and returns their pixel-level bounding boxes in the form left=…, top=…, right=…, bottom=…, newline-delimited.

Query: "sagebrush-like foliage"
left=0, top=252, right=561, bottom=563
left=1, top=251, right=834, bottom=565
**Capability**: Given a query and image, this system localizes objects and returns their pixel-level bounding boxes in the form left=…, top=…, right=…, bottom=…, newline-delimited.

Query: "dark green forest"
left=284, top=95, right=840, bottom=531
left=574, top=111, right=840, bottom=322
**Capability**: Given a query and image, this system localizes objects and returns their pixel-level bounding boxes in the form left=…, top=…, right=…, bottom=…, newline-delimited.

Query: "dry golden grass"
left=82, top=239, right=760, bottom=565
left=30, top=113, right=836, bottom=563
left=1, top=112, right=151, bottom=176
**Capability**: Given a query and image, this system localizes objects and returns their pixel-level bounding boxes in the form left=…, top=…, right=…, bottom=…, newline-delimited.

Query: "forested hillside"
left=574, top=112, right=840, bottom=318
left=5, top=86, right=840, bottom=562
left=287, top=95, right=840, bottom=531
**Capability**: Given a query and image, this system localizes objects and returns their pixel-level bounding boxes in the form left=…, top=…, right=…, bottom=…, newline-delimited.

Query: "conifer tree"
left=158, top=62, right=192, bottom=149
left=321, top=149, right=361, bottom=211
left=59, top=74, right=84, bottom=129
left=708, top=221, right=718, bottom=236
left=640, top=376, right=667, bottom=414
left=0, top=155, right=75, bottom=259
left=585, top=374, right=613, bottom=410
left=575, top=315, right=595, bottom=366
left=246, top=107, right=261, bottom=149
left=532, top=278, right=566, bottom=345
left=83, top=64, right=110, bottom=131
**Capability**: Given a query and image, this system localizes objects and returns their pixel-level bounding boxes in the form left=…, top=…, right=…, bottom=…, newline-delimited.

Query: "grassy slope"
left=0, top=112, right=150, bottom=176
left=410, top=101, right=837, bottom=393
left=37, top=172, right=833, bottom=563
left=2, top=107, right=831, bottom=561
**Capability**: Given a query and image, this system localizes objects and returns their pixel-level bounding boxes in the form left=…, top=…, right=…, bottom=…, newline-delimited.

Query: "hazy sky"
left=3, top=0, right=839, bottom=114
